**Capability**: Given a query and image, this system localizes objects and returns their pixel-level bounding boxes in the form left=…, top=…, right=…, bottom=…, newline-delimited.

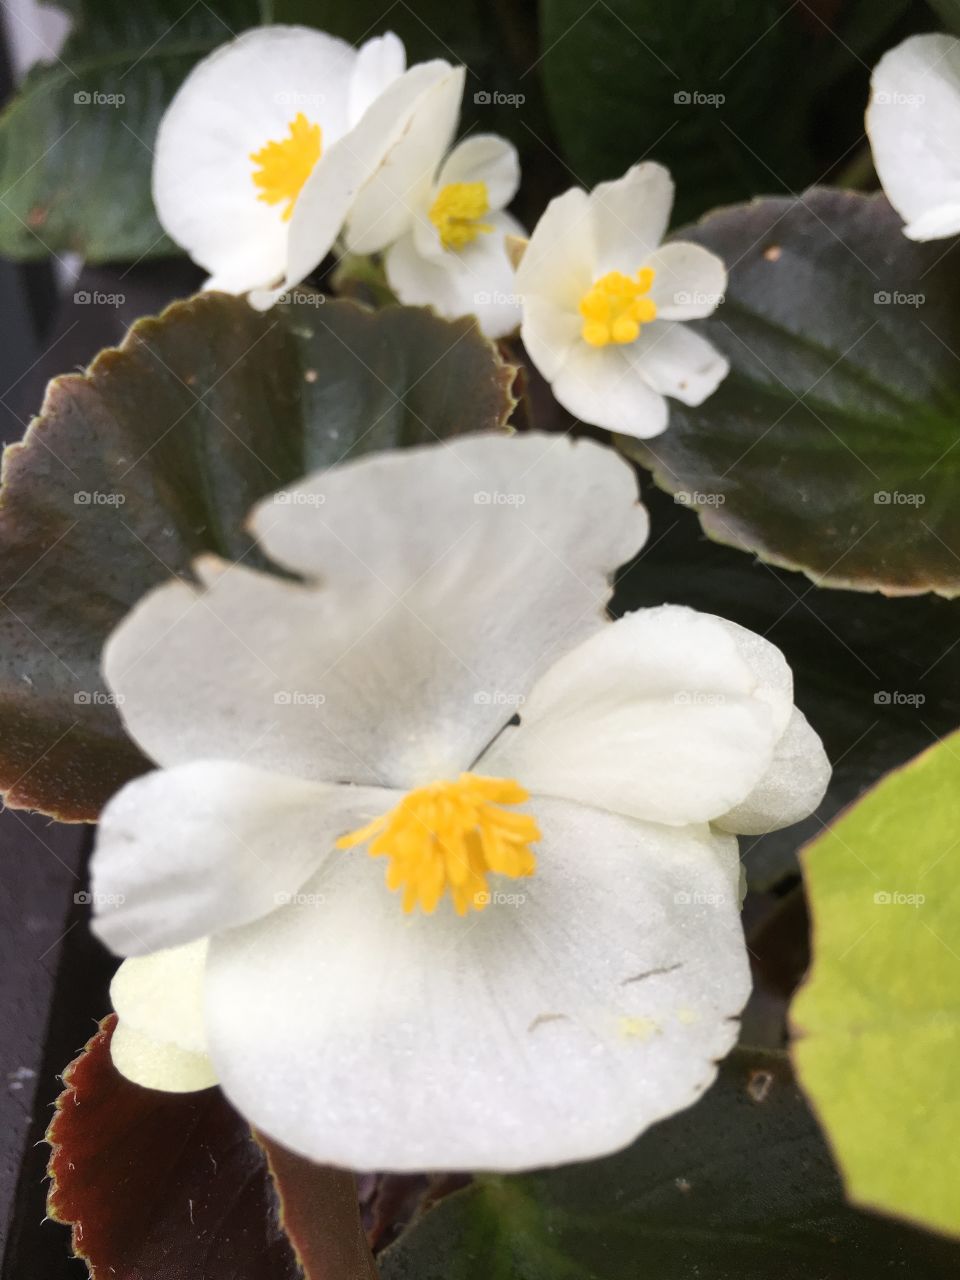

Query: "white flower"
left=89, top=434, right=829, bottom=1172
left=867, top=34, right=960, bottom=241
left=516, top=163, right=729, bottom=438
left=313, top=82, right=525, bottom=339
left=152, top=25, right=463, bottom=302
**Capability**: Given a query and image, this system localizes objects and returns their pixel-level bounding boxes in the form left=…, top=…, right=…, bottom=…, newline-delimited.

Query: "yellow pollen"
left=336, top=772, right=539, bottom=915
left=250, top=113, right=322, bottom=222
left=428, top=181, right=493, bottom=251
left=579, top=268, right=657, bottom=347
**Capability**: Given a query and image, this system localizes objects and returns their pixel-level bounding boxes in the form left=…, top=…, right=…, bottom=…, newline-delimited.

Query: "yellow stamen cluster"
left=579, top=268, right=657, bottom=347
left=250, top=113, right=322, bottom=222
left=337, top=773, right=540, bottom=915
left=428, top=181, right=493, bottom=251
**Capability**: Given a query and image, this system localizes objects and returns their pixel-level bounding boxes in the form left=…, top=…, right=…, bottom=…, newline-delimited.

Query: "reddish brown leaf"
left=47, top=1015, right=378, bottom=1280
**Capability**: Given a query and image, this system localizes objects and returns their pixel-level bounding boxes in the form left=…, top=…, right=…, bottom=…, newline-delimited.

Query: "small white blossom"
left=516, top=162, right=729, bottom=438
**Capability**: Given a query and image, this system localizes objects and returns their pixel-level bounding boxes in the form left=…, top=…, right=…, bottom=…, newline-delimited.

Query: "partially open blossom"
left=867, top=34, right=960, bottom=241
left=88, top=434, right=828, bottom=1172
left=344, top=125, right=526, bottom=338
left=516, top=163, right=729, bottom=438
left=152, top=25, right=461, bottom=302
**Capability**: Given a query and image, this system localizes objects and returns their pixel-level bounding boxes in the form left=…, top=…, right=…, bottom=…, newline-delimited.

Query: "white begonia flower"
left=152, top=25, right=463, bottom=302
left=345, top=124, right=525, bottom=338
left=88, top=434, right=829, bottom=1173
left=867, top=34, right=960, bottom=241
left=516, top=162, right=729, bottom=439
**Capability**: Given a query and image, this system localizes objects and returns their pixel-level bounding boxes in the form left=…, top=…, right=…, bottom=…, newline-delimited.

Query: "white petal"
left=515, top=185, right=596, bottom=311
left=386, top=210, right=525, bottom=337
left=867, top=34, right=960, bottom=240
left=110, top=940, right=217, bottom=1091
left=630, top=320, right=729, bottom=407
left=252, top=60, right=460, bottom=310
left=203, top=800, right=750, bottom=1171
left=480, top=605, right=781, bottom=826
left=435, top=133, right=520, bottom=210
left=110, top=1020, right=218, bottom=1093
left=903, top=202, right=960, bottom=241
left=645, top=241, right=727, bottom=319
left=152, top=26, right=356, bottom=292
left=343, top=67, right=465, bottom=255
left=90, top=760, right=393, bottom=957
left=520, top=295, right=583, bottom=382
left=715, top=707, right=830, bottom=835
left=348, top=31, right=406, bottom=126
left=548, top=340, right=670, bottom=437
left=711, top=615, right=794, bottom=739
left=107, top=436, right=647, bottom=789
left=591, top=162, right=674, bottom=275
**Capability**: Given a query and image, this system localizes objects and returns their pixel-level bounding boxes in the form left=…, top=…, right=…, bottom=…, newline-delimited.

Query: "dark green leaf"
left=621, top=190, right=960, bottom=596
left=927, top=0, right=960, bottom=36
left=0, top=1, right=265, bottom=261
left=0, top=293, right=517, bottom=821
left=380, top=1048, right=960, bottom=1280
left=537, top=0, right=908, bottom=223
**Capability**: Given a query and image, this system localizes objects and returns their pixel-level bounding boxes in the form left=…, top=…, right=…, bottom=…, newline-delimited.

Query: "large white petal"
left=645, top=241, right=727, bottom=319
left=343, top=67, right=465, bottom=255
left=203, top=799, right=750, bottom=1171
left=515, top=185, right=596, bottom=311
left=630, top=320, right=730, bottom=407
left=715, top=707, right=830, bottom=835
left=591, top=162, right=674, bottom=275
left=348, top=31, right=406, bottom=126
left=252, top=60, right=460, bottom=310
left=480, top=605, right=781, bottom=826
left=107, top=436, right=647, bottom=788
left=867, top=34, right=960, bottom=240
left=548, top=340, right=670, bottom=437
left=153, top=26, right=356, bottom=291
left=110, top=940, right=217, bottom=1092
left=91, top=760, right=394, bottom=957
left=386, top=210, right=525, bottom=337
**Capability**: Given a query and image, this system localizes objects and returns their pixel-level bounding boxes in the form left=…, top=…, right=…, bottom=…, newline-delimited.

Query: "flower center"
left=428, top=181, right=493, bottom=251
left=250, top=113, right=323, bottom=222
left=579, top=268, right=657, bottom=347
left=337, top=773, right=539, bottom=915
